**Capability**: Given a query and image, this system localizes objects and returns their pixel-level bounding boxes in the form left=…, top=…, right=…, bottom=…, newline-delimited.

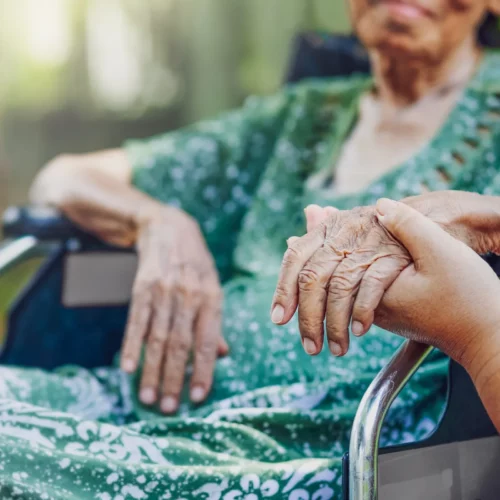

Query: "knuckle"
left=155, top=278, right=174, bottom=296
left=273, top=282, right=291, bottom=300
left=169, top=335, right=192, bottom=356
left=282, top=245, right=303, bottom=266
left=298, top=267, right=322, bottom=290
left=196, top=341, right=217, bottom=361
left=299, top=317, right=323, bottom=337
left=328, top=273, right=355, bottom=296
left=176, top=281, right=202, bottom=301
left=353, top=301, right=372, bottom=318
left=132, top=279, right=152, bottom=299
left=364, top=272, right=386, bottom=289
left=326, top=323, right=348, bottom=341
left=148, top=334, right=166, bottom=351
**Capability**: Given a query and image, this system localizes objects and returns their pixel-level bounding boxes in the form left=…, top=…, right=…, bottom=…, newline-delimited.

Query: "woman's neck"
left=370, top=36, right=481, bottom=108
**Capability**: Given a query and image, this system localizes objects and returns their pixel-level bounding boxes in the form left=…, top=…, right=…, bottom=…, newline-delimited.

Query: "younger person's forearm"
left=463, top=332, right=500, bottom=433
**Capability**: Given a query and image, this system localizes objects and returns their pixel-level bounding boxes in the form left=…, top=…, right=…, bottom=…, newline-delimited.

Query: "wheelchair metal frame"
left=348, top=340, right=433, bottom=500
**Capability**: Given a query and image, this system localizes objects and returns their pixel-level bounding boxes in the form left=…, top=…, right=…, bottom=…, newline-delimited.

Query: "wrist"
left=464, top=331, right=500, bottom=432
left=453, top=194, right=500, bottom=254
left=459, top=316, right=500, bottom=393
left=134, top=202, right=195, bottom=243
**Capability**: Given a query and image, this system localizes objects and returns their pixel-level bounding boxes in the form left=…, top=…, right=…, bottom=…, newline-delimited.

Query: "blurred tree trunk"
left=177, top=0, right=246, bottom=123
left=0, top=136, right=9, bottom=222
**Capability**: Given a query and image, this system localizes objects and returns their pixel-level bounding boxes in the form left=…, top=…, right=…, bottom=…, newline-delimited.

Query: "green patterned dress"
left=1, top=53, right=500, bottom=500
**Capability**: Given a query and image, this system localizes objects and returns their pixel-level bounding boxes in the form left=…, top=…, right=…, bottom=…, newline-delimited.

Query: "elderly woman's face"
left=348, top=0, right=499, bottom=59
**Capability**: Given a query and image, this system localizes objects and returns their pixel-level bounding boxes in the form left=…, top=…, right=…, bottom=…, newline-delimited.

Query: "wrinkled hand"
left=271, top=204, right=411, bottom=357
left=402, top=190, right=500, bottom=254
left=120, top=205, right=227, bottom=413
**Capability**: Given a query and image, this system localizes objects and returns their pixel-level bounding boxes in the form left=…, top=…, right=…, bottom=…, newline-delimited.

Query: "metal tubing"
left=0, top=236, right=51, bottom=277
left=349, top=340, right=433, bottom=499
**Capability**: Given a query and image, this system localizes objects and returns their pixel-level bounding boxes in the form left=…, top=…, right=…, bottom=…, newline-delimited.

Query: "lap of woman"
left=0, top=276, right=448, bottom=499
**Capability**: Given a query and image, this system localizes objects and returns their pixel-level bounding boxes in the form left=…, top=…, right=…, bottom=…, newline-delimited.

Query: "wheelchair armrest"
left=3, top=206, right=95, bottom=242
left=347, top=254, right=500, bottom=499
left=348, top=340, right=433, bottom=499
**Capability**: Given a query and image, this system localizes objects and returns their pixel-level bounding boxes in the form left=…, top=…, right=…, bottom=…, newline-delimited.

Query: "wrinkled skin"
left=272, top=205, right=410, bottom=357
left=120, top=206, right=227, bottom=413
left=347, top=0, right=500, bottom=105
left=272, top=190, right=500, bottom=357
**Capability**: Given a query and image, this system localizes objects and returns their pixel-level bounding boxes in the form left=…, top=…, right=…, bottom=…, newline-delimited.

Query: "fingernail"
left=121, top=358, right=135, bottom=373
left=376, top=198, right=398, bottom=216
left=190, top=386, right=206, bottom=403
left=161, top=396, right=178, bottom=413
left=271, top=305, right=285, bottom=324
left=352, top=321, right=364, bottom=336
left=303, top=338, right=317, bottom=355
left=329, top=341, right=343, bottom=356
left=140, top=388, right=156, bottom=405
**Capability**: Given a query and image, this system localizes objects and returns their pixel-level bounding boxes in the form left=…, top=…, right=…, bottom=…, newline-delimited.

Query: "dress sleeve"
left=124, top=91, right=292, bottom=280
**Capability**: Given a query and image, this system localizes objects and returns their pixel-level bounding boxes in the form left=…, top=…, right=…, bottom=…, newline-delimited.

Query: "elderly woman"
left=1, top=0, right=500, bottom=498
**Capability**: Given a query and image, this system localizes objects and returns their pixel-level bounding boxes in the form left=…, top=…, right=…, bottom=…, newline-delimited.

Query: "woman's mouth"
left=379, top=0, right=434, bottom=21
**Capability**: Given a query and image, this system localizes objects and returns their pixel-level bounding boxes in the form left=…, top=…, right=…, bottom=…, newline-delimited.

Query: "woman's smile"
left=377, top=0, right=435, bottom=21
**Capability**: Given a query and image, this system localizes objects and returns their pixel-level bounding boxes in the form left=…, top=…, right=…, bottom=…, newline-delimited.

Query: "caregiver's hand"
left=120, top=205, right=226, bottom=414
left=271, top=205, right=411, bottom=357
left=372, top=199, right=500, bottom=432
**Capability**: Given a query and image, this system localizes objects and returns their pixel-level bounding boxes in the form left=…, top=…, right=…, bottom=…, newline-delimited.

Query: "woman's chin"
left=361, top=26, right=440, bottom=61
left=377, top=36, right=437, bottom=59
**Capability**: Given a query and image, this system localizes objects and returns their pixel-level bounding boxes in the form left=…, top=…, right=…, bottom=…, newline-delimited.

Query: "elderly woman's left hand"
left=271, top=205, right=411, bottom=357
left=271, top=191, right=500, bottom=357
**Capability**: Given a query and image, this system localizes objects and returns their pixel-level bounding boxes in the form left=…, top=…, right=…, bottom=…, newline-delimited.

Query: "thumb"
left=376, top=198, right=457, bottom=265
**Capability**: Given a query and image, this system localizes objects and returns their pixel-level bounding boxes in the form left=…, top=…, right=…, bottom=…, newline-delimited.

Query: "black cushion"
left=285, top=32, right=370, bottom=84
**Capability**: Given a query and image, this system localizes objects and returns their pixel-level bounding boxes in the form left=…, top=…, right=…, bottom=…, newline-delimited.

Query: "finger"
left=324, top=206, right=339, bottom=217
left=305, top=205, right=328, bottom=232
left=217, top=336, right=229, bottom=357
left=138, top=280, right=173, bottom=405
left=351, top=255, right=410, bottom=337
left=297, top=246, right=344, bottom=355
left=120, top=285, right=153, bottom=373
left=160, top=268, right=200, bottom=414
left=271, top=226, right=327, bottom=325
left=190, top=288, right=222, bottom=403
left=376, top=199, right=455, bottom=266
left=324, top=254, right=368, bottom=356
left=304, top=205, right=338, bottom=232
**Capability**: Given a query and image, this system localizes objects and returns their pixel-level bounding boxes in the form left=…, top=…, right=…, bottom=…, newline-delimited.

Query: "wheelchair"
left=1, top=32, right=500, bottom=500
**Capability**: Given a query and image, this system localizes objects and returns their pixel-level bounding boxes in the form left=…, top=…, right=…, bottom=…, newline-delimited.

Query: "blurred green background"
left=0, top=0, right=351, bottom=336
left=0, top=0, right=351, bottom=215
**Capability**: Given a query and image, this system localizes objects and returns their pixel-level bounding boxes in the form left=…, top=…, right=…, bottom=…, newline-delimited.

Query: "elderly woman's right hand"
left=120, top=204, right=225, bottom=414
